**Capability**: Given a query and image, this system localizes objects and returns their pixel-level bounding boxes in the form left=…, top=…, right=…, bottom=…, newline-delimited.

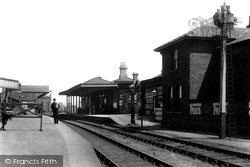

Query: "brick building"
left=154, top=24, right=250, bottom=136
left=140, top=74, right=162, bottom=119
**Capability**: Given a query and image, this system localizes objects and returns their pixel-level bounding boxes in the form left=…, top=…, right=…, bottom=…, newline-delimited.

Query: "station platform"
left=0, top=115, right=102, bottom=167
left=84, top=114, right=250, bottom=156
left=84, top=114, right=159, bottom=126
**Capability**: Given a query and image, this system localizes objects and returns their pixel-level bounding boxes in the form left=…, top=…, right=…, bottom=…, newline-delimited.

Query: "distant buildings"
left=0, top=79, right=51, bottom=113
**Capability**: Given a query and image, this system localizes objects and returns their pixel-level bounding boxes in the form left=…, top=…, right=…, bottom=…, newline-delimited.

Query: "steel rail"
left=93, top=147, right=119, bottom=167
left=62, top=114, right=250, bottom=160
left=63, top=120, right=174, bottom=167
left=116, top=125, right=250, bottom=160
left=72, top=119, right=247, bottom=167
left=59, top=115, right=250, bottom=166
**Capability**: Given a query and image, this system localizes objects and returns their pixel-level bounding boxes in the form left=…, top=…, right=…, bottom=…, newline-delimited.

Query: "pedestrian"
left=0, top=105, right=13, bottom=131
left=51, top=98, right=60, bottom=124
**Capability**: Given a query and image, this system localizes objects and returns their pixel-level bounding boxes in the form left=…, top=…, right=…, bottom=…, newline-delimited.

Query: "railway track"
left=112, top=125, right=250, bottom=167
left=63, top=120, right=220, bottom=167
left=58, top=114, right=250, bottom=166
left=63, top=116, right=250, bottom=167
left=64, top=120, right=173, bottom=167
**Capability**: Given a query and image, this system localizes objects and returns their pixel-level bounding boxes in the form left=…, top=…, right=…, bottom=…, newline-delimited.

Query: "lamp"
left=152, top=89, right=157, bottom=115
left=152, top=89, right=156, bottom=97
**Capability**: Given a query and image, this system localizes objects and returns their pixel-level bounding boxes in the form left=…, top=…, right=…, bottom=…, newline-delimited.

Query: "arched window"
left=171, top=49, right=178, bottom=71
left=167, top=86, right=173, bottom=112
left=175, top=85, right=182, bottom=112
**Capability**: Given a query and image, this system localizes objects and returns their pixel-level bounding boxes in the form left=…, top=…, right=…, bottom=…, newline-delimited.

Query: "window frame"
left=166, top=85, right=173, bottom=112
left=171, top=49, right=178, bottom=71
left=175, top=85, right=182, bottom=112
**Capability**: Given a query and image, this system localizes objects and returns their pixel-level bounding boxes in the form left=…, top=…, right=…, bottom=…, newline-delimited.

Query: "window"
left=175, top=85, right=182, bottom=112
left=167, top=86, right=173, bottom=112
left=171, top=49, right=178, bottom=71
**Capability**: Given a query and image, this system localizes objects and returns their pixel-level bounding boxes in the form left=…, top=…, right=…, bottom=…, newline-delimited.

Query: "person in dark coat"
left=0, top=106, right=12, bottom=131
left=51, top=98, right=60, bottom=124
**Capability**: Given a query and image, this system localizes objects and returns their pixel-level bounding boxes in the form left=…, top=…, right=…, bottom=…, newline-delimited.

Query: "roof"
left=230, top=29, right=250, bottom=44
left=59, top=77, right=118, bottom=96
left=21, top=85, right=49, bottom=93
left=154, top=25, right=249, bottom=52
left=113, top=76, right=133, bottom=83
left=141, top=74, right=162, bottom=86
left=83, top=76, right=114, bottom=85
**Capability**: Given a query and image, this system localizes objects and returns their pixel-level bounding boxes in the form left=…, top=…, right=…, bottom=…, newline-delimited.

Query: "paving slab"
left=0, top=116, right=102, bottom=167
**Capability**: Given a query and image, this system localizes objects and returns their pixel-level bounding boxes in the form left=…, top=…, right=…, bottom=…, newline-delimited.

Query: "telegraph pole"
left=220, top=4, right=227, bottom=138
left=213, top=3, right=236, bottom=139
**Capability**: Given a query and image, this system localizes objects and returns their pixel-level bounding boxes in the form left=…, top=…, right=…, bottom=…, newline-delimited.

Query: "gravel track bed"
left=66, top=123, right=157, bottom=167
left=67, top=121, right=216, bottom=167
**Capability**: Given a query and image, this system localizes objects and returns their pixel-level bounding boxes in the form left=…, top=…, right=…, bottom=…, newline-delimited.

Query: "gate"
left=0, top=102, right=44, bottom=131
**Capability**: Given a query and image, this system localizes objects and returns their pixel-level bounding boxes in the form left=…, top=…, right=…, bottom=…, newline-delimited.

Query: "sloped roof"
left=83, top=76, right=113, bottom=85
left=141, top=74, right=162, bottom=85
left=59, top=77, right=118, bottom=96
left=113, top=76, right=133, bottom=83
left=21, top=85, right=49, bottom=93
left=230, top=29, right=250, bottom=44
left=154, top=25, right=248, bottom=52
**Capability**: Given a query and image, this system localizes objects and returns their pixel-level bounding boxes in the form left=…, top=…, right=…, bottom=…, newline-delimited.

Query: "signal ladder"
left=226, top=43, right=237, bottom=140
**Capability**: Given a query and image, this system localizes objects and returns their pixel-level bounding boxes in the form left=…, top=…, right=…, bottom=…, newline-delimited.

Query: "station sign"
left=0, top=78, right=19, bottom=89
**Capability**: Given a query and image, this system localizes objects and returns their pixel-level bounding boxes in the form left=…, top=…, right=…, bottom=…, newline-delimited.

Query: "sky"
left=0, top=0, right=249, bottom=104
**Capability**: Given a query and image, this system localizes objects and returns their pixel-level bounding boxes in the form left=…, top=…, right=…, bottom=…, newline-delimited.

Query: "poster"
left=190, top=103, right=202, bottom=115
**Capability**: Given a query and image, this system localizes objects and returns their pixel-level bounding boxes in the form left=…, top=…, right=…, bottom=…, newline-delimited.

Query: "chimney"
left=119, top=62, right=127, bottom=79
left=247, top=16, right=250, bottom=28
left=132, top=72, right=139, bottom=81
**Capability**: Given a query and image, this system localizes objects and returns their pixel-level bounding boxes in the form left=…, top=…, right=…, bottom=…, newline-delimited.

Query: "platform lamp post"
left=213, top=3, right=236, bottom=139
left=18, top=90, right=22, bottom=116
left=152, top=89, right=156, bottom=115
left=129, top=79, right=140, bottom=125
left=130, top=85, right=136, bottom=124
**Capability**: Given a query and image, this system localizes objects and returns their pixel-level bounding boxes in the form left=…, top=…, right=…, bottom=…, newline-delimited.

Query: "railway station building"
left=154, top=22, right=250, bottom=136
left=59, top=63, right=142, bottom=115
left=59, top=19, right=250, bottom=137
left=140, top=74, right=163, bottom=120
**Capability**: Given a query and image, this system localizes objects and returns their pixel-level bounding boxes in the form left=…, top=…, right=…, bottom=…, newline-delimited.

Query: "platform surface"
left=85, top=114, right=160, bottom=126
left=0, top=116, right=102, bottom=167
left=148, top=128, right=250, bottom=155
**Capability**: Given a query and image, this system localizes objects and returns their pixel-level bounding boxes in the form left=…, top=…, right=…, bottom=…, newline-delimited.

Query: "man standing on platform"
left=51, top=98, right=60, bottom=124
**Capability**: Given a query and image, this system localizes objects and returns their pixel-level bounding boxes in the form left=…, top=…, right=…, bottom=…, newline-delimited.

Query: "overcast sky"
left=0, top=0, right=249, bottom=104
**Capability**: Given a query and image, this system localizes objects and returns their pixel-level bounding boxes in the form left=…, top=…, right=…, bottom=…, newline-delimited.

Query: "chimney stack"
left=119, top=62, right=128, bottom=79
left=132, top=72, right=139, bottom=81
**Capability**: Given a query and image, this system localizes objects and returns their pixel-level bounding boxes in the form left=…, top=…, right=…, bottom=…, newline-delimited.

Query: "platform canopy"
left=21, top=85, right=49, bottom=93
left=59, top=77, right=118, bottom=96
left=20, top=85, right=50, bottom=100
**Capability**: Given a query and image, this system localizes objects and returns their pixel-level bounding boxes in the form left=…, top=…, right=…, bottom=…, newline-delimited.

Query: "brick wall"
left=160, top=37, right=220, bottom=126
left=159, top=37, right=250, bottom=136
left=189, top=53, right=212, bottom=100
